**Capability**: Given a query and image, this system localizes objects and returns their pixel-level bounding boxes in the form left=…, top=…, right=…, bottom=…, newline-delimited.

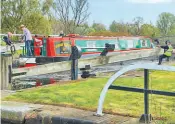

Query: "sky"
left=87, top=0, right=175, bottom=28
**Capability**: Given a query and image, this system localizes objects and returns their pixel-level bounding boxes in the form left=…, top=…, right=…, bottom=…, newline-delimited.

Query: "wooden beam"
left=12, top=48, right=163, bottom=79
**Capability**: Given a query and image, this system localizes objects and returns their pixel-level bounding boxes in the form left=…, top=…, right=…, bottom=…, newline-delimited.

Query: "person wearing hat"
left=20, top=25, right=33, bottom=56
left=157, top=40, right=173, bottom=65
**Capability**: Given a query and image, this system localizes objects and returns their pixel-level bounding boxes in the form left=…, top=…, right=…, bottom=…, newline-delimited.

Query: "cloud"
left=127, top=0, right=174, bottom=4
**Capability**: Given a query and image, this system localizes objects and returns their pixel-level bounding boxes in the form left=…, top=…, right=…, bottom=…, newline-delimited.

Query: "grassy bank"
left=3, top=70, right=175, bottom=122
left=13, top=49, right=22, bottom=58
left=0, top=41, right=6, bottom=46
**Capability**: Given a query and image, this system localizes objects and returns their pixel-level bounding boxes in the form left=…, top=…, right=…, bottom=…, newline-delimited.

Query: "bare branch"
left=53, top=0, right=90, bottom=34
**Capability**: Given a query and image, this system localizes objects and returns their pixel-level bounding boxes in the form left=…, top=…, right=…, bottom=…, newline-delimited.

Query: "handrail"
left=96, top=63, right=175, bottom=122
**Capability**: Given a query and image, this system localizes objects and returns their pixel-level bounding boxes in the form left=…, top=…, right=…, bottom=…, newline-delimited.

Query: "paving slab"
left=1, top=101, right=136, bottom=124
left=1, top=101, right=161, bottom=124
left=1, top=101, right=43, bottom=124
left=35, top=105, right=128, bottom=124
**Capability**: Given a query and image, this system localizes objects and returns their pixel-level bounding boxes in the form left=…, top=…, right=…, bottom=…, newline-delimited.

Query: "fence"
left=96, top=63, right=175, bottom=123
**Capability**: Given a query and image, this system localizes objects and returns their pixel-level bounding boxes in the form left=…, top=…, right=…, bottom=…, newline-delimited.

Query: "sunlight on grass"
left=0, top=41, right=6, bottom=46
left=3, top=71, right=175, bottom=121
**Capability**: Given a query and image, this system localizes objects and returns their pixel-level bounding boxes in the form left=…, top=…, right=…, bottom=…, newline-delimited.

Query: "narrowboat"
left=19, top=34, right=154, bottom=67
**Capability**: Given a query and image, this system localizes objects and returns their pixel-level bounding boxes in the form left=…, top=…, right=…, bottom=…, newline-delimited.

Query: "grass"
left=5, top=49, right=23, bottom=58
left=3, top=71, right=175, bottom=122
left=0, top=41, right=6, bottom=46
left=13, top=49, right=23, bottom=58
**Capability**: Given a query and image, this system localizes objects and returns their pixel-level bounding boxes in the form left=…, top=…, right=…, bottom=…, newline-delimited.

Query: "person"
left=3, top=32, right=13, bottom=51
left=59, top=31, right=65, bottom=37
left=20, top=24, right=33, bottom=56
left=34, top=35, right=43, bottom=55
left=154, top=39, right=160, bottom=45
left=158, top=40, right=173, bottom=65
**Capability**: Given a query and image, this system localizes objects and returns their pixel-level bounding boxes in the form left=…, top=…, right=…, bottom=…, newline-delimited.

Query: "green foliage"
left=13, top=49, right=23, bottom=58
left=42, top=0, right=54, bottom=16
left=4, top=71, right=175, bottom=122
left=109, top=21, right=130, bottom=33
left=73, top=23, right=95, bottom=35
left=92, top=23, right=106, bottom=32
left=74, top=26, right=95, bottom=35
left=1, top=0, right=175, bottom=39
left=131, top=17, right=144, bottom=35
left=157, top=12, right=175, bottom=36
left=168, top=24, right=175, bottom=35
left=23, top=12, right=52, bottom=35
left=140, top=24, right=161, bottom=38
left=109, top=21, right=118, bottom=32
left=1, top=0, right=41, bottom=33
left=0, top=41, right=6, bottom=46
left=1, top=0, right=52, bottom=35
left=50, top=19, right=64, bottom=34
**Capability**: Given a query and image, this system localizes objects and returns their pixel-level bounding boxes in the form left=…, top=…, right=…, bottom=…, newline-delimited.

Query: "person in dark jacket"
left=59, top=31, right=65, bottom=37
left=3, top=32, right=13, bottom=45
left=158, top=40, right=173, bottom=65
left=3, top=32, right=13, bottom=51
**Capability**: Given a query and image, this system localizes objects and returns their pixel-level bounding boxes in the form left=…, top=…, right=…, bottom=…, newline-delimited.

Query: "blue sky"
left=87, top=0, right=175, bottom=28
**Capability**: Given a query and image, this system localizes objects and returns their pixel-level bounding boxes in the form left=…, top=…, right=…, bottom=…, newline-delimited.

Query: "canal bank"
left=1, top=101, right=137, bottom=124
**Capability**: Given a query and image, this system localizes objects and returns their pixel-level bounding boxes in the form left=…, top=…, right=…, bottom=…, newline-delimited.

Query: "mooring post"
left=1, top=53, right=12, bottom=90
left=70, top=46, right=81, bottom=80
left=71, top=59, right=78, bottom=80
left=71, top=46, right=77, bottom=80
left=139, top=69, right=152, bottom=123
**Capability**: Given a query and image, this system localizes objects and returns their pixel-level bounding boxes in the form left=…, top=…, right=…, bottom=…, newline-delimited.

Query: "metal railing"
left=96, top=63, right=175, bottom=123
left=20, top=45, right=44, bottom=56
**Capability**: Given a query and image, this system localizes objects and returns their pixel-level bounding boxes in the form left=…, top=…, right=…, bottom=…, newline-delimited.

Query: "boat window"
left=127, top=40, right=134, bottom=48
left=87, top=41, right=96, bottom=48
left=141, top=39, right=147, bottom=47
left=55, top=41, right=71, bottom=54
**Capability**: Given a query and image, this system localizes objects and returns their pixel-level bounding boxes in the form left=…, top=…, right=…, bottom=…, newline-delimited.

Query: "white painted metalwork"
left=96, top=63, right=175, bottom=116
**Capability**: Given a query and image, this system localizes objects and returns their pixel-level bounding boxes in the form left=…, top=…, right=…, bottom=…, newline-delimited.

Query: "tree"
left=168, top=24, right=175, bottom=35
left=132, top=17, right=144, bottom=35
left=140, top=24, right=160, bottom=38
left=1, top=0, right=41, bottom=33
left=23, top=12, right=52, bottom=35
left=92, top=23, right=106, bottom=31
left=109, top=21, right=132, bottom=35
left=74, top=23, right=95, bottom=35
left=53, top=0, right=90, bottom=34
left=51, top=19, right=64, bottom=34
left=109, top=21, right=118, bottom=32
left=157, top=12, right=175, bottom=36
left=42, top=0, right=54, bottom=17
left=1, top=0, right=53, bottom=35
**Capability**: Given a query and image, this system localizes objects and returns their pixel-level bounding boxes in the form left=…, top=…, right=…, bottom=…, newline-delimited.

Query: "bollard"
left=1, top=53, right=12, bottom=90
